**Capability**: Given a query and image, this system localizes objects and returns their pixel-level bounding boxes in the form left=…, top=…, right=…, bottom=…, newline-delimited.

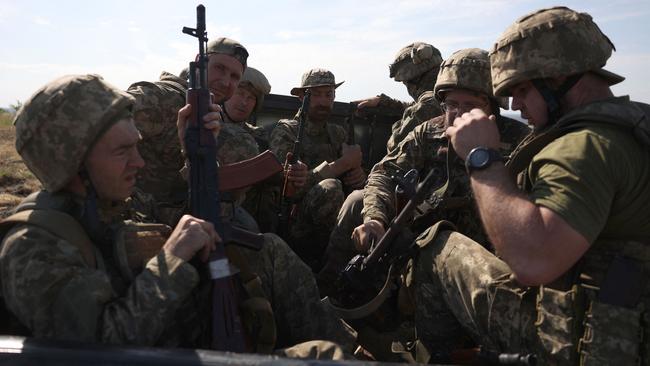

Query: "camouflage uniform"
left=318, top=49, right=530, bottom=299
left=382, top=42, right=444, bottom=152
left=414, top=7, right=650, bottom=365
left=127, top=71, right=188, bottom=226
left=223, top=66, right=272, bottom=150
left=219, top=66, right=278, bottom=232
left=0, top=74, right=357, bottom=359
left=269, top=69, right=348, bottom=269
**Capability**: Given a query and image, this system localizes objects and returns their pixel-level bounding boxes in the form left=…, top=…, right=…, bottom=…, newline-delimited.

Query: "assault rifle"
left=324, top=165, right=447, bottom=319
left=183, top=5, right=265, bottom=352
left=277, top=89, right=311, bottom=238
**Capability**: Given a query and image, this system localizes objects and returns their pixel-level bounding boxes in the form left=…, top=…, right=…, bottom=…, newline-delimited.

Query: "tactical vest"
left=506, top=97, right=650, bottom=365
left=0, top=191, right=277, bottom=353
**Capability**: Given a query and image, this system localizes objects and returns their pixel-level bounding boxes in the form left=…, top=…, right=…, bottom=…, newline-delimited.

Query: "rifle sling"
left=1, top=209, right=97, bottom=269
left=322, top=263, right=400, bottom=320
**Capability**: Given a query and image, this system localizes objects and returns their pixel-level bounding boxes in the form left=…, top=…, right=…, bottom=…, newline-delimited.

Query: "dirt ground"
left=0, top=126, right=40, bottom=218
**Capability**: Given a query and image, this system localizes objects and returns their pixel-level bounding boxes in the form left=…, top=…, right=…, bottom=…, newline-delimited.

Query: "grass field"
left=0, top=125, right=40, bottom=218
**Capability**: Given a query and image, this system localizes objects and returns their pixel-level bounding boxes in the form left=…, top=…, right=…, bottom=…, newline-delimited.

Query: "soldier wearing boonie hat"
left=269, top=68, right=366, bottom=270
left=414, top=6, right=650, bottom=364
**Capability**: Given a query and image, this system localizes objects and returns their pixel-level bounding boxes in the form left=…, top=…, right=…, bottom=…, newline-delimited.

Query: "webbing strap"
left=1, top=210, right=96, bottom=268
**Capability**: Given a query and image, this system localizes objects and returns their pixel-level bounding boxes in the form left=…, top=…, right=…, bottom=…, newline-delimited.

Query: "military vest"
left=506, top=97, right=650, bottom=365
left=0, top=191, right=277, bottom=353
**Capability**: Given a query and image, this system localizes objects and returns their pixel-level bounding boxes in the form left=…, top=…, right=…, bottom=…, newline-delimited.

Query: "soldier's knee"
left=278, top=340, right=348, bottom=360
left=317, top=178, right=343, bottom=193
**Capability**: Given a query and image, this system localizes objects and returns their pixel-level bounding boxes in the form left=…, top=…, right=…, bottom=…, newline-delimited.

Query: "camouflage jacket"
left=222, top=110, right=270, bottom=151
left=386, top=91, right=443, bottom=152
left=269, top=118, right=347, bottom=195
left=362, top=114, right=530, bottom=243
left=127, top=72, right=187, bottom=205
left=0, top=191, right=200, bottom=346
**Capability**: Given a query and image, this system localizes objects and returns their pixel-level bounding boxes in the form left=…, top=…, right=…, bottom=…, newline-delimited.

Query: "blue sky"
left=1, top=0, right=649, bottom=109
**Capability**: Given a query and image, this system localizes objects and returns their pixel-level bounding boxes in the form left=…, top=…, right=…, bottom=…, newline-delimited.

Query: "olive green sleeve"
left=528, top=129, right=617, bottom=243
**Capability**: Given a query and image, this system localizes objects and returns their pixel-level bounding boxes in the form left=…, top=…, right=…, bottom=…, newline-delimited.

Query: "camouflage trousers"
left=242, top=182, right=280, bottom=233
left=411, top=228, right=538, bottom=362
left=317, top=189, right=364, bottom=297
left=278, top=340, right=349, bottom=360
left=239, top=232, right=357, bottom=353
left=289, top=178, right=344, bottom=272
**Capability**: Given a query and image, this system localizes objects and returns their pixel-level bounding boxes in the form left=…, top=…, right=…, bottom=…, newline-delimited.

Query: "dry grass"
left=0, top=126, right=40, bottom=218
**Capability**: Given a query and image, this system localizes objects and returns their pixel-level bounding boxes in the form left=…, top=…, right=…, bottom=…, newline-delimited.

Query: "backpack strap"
left=1, top=209, right=96, bottom=268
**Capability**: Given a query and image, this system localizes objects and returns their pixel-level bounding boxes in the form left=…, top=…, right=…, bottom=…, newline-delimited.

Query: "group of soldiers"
left=1, top=5, right=649, bottom=365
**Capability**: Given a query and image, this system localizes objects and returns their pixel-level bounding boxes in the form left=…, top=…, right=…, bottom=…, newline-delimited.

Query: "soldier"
left=222, top=66, right=272, bottom=149
left=417, top=6, right=650, bottom=364
left=128, top=38, right=262, bottom=227
left=1, top=87, right=357, bottom=362
left=269, top=68, right=365, bottom=270
left=317, top=48, right=530, bottom=300
left=355, top=42, right=444, bottom=152
left=218, top=66, right=284, bottom=233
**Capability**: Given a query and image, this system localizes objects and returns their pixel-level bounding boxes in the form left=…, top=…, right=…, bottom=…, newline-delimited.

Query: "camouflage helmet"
left=490, top=6, right=623, bottom=97
left=389, top=42, right=443, bottom=82
left=240, top=66, right=271, bottom=112
left=434, top=48, right=509, bottom=109
left=13, top=74, right=134, bottom=192
left=206, top=37, right=249, bottom=69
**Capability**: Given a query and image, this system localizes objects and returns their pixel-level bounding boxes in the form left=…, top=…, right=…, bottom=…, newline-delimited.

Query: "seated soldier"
left=0, top=74, right=357, bottom=360
left=355, top=41, right=444, bottom=152
left=318, top=48, right=530, bottom=300
left=222, top=66, right=272, bottom=150
left=419, top=7, right=650, bottom=364
left=269, top=68, right=365, bottom=271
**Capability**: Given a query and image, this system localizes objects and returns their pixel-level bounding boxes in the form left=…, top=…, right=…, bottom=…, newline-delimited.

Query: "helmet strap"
left=531, top=73, right=584, bottom=126
left=78, top=168, right=113, bottom=247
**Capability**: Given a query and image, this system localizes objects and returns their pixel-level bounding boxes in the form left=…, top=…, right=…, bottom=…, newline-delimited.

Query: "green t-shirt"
left=528, top=125, right=650, bottom=243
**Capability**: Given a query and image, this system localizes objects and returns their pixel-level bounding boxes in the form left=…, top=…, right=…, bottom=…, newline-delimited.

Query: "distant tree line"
left=0, top=101, right=22, bottom=126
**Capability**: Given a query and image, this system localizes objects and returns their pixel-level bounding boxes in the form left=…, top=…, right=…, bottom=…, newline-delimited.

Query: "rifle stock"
left=219, top=150, right=283, bottom=192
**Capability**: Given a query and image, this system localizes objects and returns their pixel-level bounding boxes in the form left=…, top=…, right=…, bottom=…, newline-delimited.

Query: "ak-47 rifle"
left=277, top=89, right=311, bottom=238
left=324, top=165, right=447, bottom=319
left=182, top=5, right=265, bottom=352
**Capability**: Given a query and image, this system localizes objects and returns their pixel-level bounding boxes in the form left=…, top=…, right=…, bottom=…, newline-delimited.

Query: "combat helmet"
left=490, top=6, right=623, bottom=98
left=434, top=48, right=509, bottom=109
left=389, top=42, right=443, bottom=82
left=13, top=74, right=134, bottom=192
left=240, top=66, right=271, bottom=112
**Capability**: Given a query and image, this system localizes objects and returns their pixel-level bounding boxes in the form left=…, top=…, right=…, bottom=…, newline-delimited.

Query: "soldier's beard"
left=308, top=107, right=332, bottom=123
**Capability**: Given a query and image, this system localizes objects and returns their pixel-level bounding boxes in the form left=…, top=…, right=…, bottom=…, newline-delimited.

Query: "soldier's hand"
left=343, top=166, right=366, bottom=189
left=340, top=143, right=363, bottom=170
left=163, top=214, right=219, bottom=262
left=445, top=109, right=500, bottom=160
left=352, top=220, right=385, bottom=253
left=284, top=152, right=308, bottom=188
left=354, top=96, right=381, bottom=111
left=177, top=101, right=223, bottom=152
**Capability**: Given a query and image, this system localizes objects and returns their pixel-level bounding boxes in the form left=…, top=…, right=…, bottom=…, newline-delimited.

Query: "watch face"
left=470, top=148, right=491, bottom=168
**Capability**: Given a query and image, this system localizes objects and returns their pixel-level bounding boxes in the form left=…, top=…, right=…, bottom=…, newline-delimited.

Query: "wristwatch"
left=465, top=147, right=503, bottom=173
